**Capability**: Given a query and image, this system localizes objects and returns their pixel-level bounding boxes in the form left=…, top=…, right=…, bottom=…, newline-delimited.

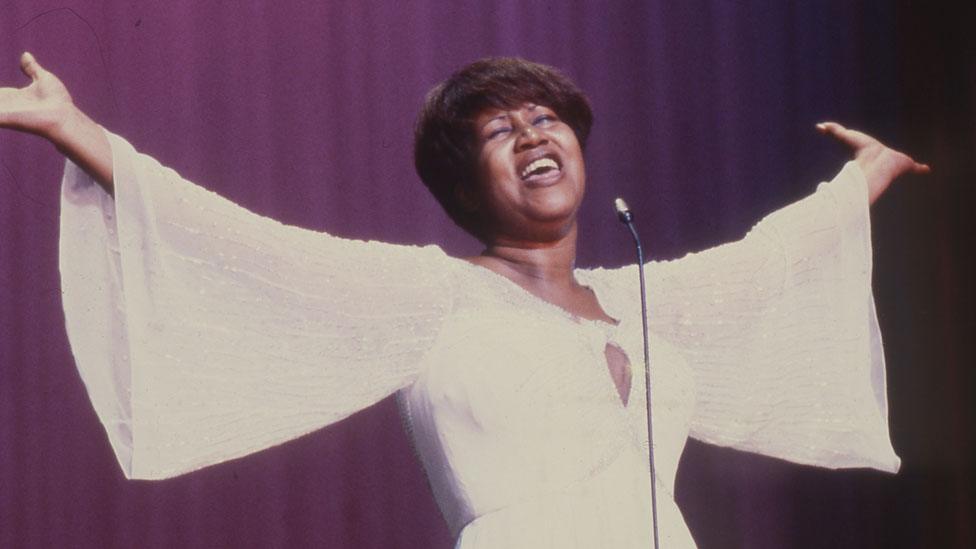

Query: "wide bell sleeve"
left=59, top=131, right=453, bottom=480
left=646, top=161, right=900, bottom=472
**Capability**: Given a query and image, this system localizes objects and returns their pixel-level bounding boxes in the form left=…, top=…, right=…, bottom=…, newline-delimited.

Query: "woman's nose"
left=516, top=124, right=545, bottom=149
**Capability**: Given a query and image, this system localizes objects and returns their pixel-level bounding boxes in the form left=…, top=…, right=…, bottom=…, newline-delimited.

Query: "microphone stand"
left=615, top=198, right=660, bottom=549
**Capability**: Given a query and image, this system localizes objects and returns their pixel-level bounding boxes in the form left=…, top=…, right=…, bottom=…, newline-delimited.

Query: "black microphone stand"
left=615, top=198, right=660, bottom=549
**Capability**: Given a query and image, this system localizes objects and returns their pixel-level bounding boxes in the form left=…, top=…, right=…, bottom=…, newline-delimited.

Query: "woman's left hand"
left=816, top=121, right=930, bottom=205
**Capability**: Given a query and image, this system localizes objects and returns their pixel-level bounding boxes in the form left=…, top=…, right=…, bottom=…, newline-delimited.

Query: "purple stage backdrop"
left=1, top=1, right=972, bottom=548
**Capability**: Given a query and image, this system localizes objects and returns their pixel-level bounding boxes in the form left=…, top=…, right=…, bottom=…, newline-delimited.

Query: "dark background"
left=1, top=1, right=972, bottom=547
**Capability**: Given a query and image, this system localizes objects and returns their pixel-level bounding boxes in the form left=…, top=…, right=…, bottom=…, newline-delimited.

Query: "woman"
left=1, top=54, right=928, bottom=547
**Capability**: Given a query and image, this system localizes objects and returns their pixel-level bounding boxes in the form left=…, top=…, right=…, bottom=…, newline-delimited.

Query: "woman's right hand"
left=1, top=53, right=114, bottom=193
left=0, top=52, right=74, bottom=140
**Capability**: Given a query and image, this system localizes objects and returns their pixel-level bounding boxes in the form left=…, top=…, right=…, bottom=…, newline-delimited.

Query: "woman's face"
left=470, top=103, right=586, bottom=243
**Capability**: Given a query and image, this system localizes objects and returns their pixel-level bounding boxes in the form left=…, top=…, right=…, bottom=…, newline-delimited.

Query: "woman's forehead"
left=474, top=103, right=550, bottom=125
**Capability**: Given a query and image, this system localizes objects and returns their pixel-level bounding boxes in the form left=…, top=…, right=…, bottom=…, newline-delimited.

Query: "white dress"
left=59, top=132, right=900, bottom=548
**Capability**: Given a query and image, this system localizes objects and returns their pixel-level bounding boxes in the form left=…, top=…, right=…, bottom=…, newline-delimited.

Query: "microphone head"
left=614, top=197, right=633, bottom=223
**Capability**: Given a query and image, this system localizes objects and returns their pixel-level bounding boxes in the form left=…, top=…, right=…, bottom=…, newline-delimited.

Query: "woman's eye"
left=487, top=127, right=511, bottom=140
left=533, top=114, right=555, bottom=125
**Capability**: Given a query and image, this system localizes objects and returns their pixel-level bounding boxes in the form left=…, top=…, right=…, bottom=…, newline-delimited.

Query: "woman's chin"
left=526, top=195, right=580, bottom=223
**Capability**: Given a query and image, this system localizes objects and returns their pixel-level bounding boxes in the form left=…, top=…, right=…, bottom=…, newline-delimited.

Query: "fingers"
left=816, top=121, right=876, bottom=150
left=913, top=161, right=932, bottom=174
left=815, top=121, right=841, bottom=133
left=19, top=52, right=43, bottom=81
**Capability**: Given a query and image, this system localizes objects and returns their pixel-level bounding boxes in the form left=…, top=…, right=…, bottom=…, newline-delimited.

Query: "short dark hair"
left=413, top=57, right=593, bottom=239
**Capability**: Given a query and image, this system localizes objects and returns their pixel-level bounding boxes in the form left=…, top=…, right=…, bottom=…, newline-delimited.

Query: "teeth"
left=521, top=157, right=559, bottom=179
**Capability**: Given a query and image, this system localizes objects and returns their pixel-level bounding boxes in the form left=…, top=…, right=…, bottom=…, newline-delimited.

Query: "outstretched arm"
left=817, top=121, right=930, bottom=205
left=0, top=52, right=113, bottom=193
left=642, top=141, right=911, bottom=473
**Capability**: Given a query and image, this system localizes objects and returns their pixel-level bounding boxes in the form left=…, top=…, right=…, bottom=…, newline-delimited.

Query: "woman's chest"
left=416, top=298, right=696, bottom=451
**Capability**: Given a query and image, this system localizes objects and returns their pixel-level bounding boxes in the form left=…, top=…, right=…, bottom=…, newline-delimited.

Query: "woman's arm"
left=0, top=52, right=113, bottom=193
left=3, top=53, right=457, bottom=479
left=638, top=159, right=903, bottom=472
left=617, top=125, right=927, bottom=472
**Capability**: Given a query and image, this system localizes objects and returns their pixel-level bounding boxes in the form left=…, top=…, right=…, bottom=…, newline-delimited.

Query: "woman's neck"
left=467, top=224, right=617, bottom=325
left=470, top=224, right=580, bottom=292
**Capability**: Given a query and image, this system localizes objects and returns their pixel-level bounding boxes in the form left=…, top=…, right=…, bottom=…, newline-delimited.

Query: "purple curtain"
left=2, top=1, right=972, bottom=547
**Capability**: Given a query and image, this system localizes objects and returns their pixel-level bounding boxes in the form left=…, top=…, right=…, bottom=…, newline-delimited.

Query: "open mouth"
left=519, top=154, right=562, bottom=183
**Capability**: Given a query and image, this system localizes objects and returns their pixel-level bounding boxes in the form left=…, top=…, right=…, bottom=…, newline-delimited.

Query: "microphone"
left=614, top=197, right=634, bottom=223
left=613, top=197, right=660, bottom=549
